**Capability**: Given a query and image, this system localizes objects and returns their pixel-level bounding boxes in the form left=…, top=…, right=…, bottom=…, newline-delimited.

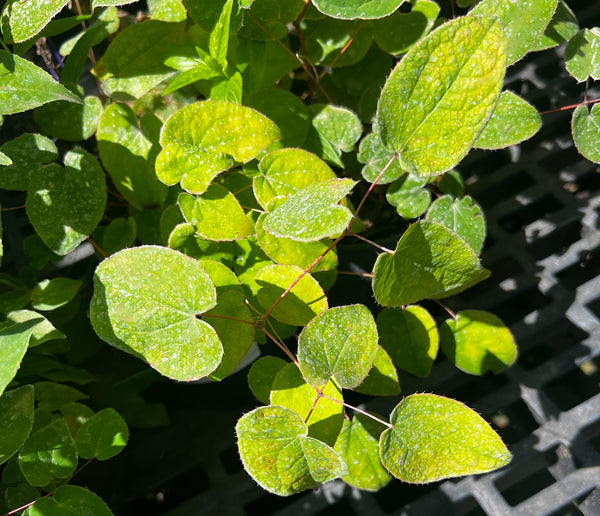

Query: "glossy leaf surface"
left=358, top=132, right=404, bottom=184
left=380, top=394, right=511, bottom=482
left=75, top=408, right=129, bottom=460
left=572, top=104, right=600, bottom=164
left=0, top=386, right=34, bottom=465
left=1, top=0, right=69, bottom=43
left=0, top=319, right=39, bottom=396
left=565, top=28, right=600, bottom=82
left=28, top=485, right=114, bottom=516
left=0, top=133, right=57, bottom=191
left=311, top=0, right=405, bottom=20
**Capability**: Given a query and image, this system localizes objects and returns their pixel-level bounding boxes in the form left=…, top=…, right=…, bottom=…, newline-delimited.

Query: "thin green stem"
left=319, top=392, right=393, bottom=429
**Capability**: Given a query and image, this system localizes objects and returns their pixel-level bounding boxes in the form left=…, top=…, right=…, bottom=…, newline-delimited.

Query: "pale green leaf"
left=29, top=485, right=114, bottom=516
left=247, top=356, right=286, bottom=404
left=377, top=306, right=438, bottom=377
left=572, top=103, right=600, bottom=164
left=357, top=132, right=404, bottom=184
left=440, top=310, right=517, bottom=375
left=470, top=0, right=558, bottom=65
left=270, top=363, right=343, bottom=445
left=334, top=414, right=391, bottom=490
left=1, top=0, right=69, bottom=43
left=89, top=246, right=223, bottom=381
left=386, top=174, right=431, bottom=219
left=0, top=51, right=81, bottom=115
left=1, top=310, right=64, bottom=348
left=372, top=221, right=488, bottom=306
left=311, top=0, right=406, bottom=20
left=236, top=405, right=347, bottom=496
left=157, top=100, right=281, bottom=194
left=298, top=304, right=378, bottom=388
left=0, top=386, right=34, bottom=466
left=0, top=319, right=43, bottom=396
left=262, top=179, right=355, bottom=242
left=210, top=71, right=243, bottom=103
left=426, top=195, right=486, bottom=254
left=475, top=91, right=542, bottom=149
left=26, top=150, right=107, bottom=256
left=148, top=0, right=187, bottom=21
left=209, top=0, right=233, bottom=67
left=178, top=186, right=254, bottom=241
left=255, top=264, right=328, bottom=326
left=565, top=28, right=600, bottom=82
left=531, top=0, right=578, bottom=52
left=377, top=16, right=506, bottom=177
left=75, top=408, right=129, bottom=460
left=0, top=133, right=57, bottom=191
left=380, top=394, right=511, bottom=482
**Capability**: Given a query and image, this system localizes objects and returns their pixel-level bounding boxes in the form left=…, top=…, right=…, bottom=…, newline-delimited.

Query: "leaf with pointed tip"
left=377, top=16, right=506, bottom=177
left=372, top=221, right=488, bottom=306
left=0, top=310, right=65, bottom=348
left=311, top=0, right=406, bottom=20
left=263, top=179, right=355, bottom=242
left=0, top=51, right=81, bottom=115
left=157, top=100, right=281, bottom=194
left=236, top=405, right=347, bottom=496
left=470, top=0, right=558, bottom=65
left=0, top=0, right=69, bottom=43
left=26, top=150, right=107, bottom=256
left=0, top=133, right=57, bottom=191
left=18, top=418, right=78, bottom=486
left=89, top=246, right=223, bottom=381
left=440, top=310, right=517, bottom=375
left=97, top=103, right=168, bottom=210
left=0, top=386, right=34, bottom=466
left=358, top=132, right=403, bottom=184
left=354, top=346, right=400, bottom=396
left=334, top=414, right=391, bottom=490
left=572, top=103, right=600, bottom=164
left=377, top=306, right=438, bottom=377
left=28, top=485, right=114, bottom=516
left=298, top=305, right=378, bottom=389
left=475, top=91, right=542, bottom=149
left=270, top=363, right=343, bottom=445
left=531, top=0, right=578, bottom=52
left=255, top=264, right=328, bottom=326
left=247, top=356, right=287, bottom=404
left=380, top=394, right=511, bottom=483
left=426, top=195, right=486, bottom=254
left=386, top=174, right=431, bottom=219
left=75, top=408, right=128, bottom=461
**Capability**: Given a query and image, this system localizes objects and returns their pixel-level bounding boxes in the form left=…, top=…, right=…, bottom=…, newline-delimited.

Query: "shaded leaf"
left=34, top=95, right=103, bottom=142
left=31, top=278, right=82, bottom=311
left=29, top=485, right=114, bottom=516
left=572, top=103, right=600, bottom=164
left=0, top=319, right=40, bottom=396
left=1, top=310, right=65, bottom=348
left=75, top=408, right=129, bottom=460
left=0, top=133, right=57, bottom=191
left=357, top=132, right=404, bottom=184
left=0, top=386, right=34, bottom=466
left=531, top=0, right=578, bottom=52
left=247, top=355, right=286, bottom=404
left=354, top=346, right=400, bottom=396
left=386, top=174, right=431, bottom=219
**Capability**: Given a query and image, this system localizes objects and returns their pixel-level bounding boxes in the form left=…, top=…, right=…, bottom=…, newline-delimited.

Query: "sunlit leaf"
left=0, top=133, right=57, bottom=191
left=75, top=408, right=129, bottom=460
left=354, top=346, right=400, bottom=396
left=0, top=386, right=34, bottom=466
left=311, top=0, right=406, bottom=20
left=1, top=0, right=69, bottom=43
left=29, top=485, right=114, bottom=516
left=572, top=103, right=600, bottom=164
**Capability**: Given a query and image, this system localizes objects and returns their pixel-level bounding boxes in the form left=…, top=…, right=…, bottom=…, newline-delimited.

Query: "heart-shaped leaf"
left=572, top=103, right=600, bottom=164
left=0, top=319, right=41, bottom=396
left=34, top=95, right=103, bottom=142
left=372, top=221, right=488, bottom=306
left=90, top=246, right=223, bottom=381
left=377, top=16, right=506, bottom=177
left=1, top=310, right=65, bottom=348
left=29, top=485, right=114, bottom=516
left=75, top=408, right=129, bottom=461
left=357, top=131, right=404, bottom=185
left=298, top=304, right=378, bottom=389
left=380, top=394, right=511, bottom=483
left=440, top=310, right=517, bottom=375
left=311, top=0, right=406, bottom=20
left=0, top=385, right=34, bottom=466
left=236, top=405, right=347, bottom=496
left=262, top=179, right=355, bottom=242
left=26, top=149, right=107, bottom=256
left=247, top=356, right=287, bottom=404
left=0, top=133, right=57, bottom=191
left=157, top=100, right=281, bottom=194
left=386, top=174, right=431, bottom=219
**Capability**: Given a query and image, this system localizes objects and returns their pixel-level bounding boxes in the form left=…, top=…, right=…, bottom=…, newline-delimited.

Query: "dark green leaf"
left=247, top=355, right=286, bottom=404
left=0, top=386, right=34, bottom=466
left=31, top=278, right=82, bottom=311
left=28, top=485, right=114, bottom=516
left=0, top=319, right=40, bottom=396
left=0, top=134, right=57, bottom=191
left=572, top=103, right=600, bottom=164
left=354, top=346, right=400, bottom=396
left=75, top=408, right=129, bottom=460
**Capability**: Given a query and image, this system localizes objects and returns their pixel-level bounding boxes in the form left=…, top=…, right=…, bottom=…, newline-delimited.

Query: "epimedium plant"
left=0, top=0, right=598, bottom=509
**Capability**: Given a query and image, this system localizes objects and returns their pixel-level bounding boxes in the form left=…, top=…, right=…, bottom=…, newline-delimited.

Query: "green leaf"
left=475, top=91, right=542, bottom=149
left=470, top=0, right=558, bottom=65
left=247, top=89, right=311, bottom=148
left=148, top=0, right=187, bottom=21
left=31, top=278, right=82, bottom=311
left=59, top=402, right=94, bottom=436
left=565, top=28, right=600, bottom=83
left=1, top=310, right=65, bottom=348
left=29, top=485, right=114, bottom=516
left=184, top=0, right=242, bottom=32
left=334, top=414, right=391, bottom=490
left=354, top=346, right=400, bottom=396
left=305, top=105, right=363, bottom=167
left=162, top=47, right=223, bottom=95
left=0, top=319, right=39, bottom=396
left=209, top=0, right=233, bottom=68
left=33, top=95, right=103, bottom=142
left=95, top=20, right=186, bottom=99
left=178, top=186, right=254, bottom=241
left=371, top=0, right=440, bottom=55
left=531, top=0, right=578, bottom=52
left=156, top=100, right=281, bottom=194
left=270, top=363, right=343, bottom=445
left=372, top=221, right=488, bottom=306
left=0, top=0, right=69, bottom=43
left=440, top=310, right=517, bottom=375
left=247, top=355, right=286, bottom=404
left=572, top=103, right=600, bottom=164
left=256, top=214, right=338, bottom=272
left=377, top=16, right=506, bottom=177
left=98, top=103, right=168, bottom=210
left=0, top=386, right=34, bottom=466
left=236, top=405, right=347, bottom=496
left=26, top=150, right=107, bottom=256
left=0, top=133, right=57, bottom=191
left=90, top=246, right=223, bottom=381
left=298, top=304, right=378, bottom=388
left=380, top=394, right=511, bottom=482
left=311, top=0, right=405, bottom=20
left=238, top=0, right=286, bottom=41
left=92, top=0, right=138, bottom=7
left=18, top=418, right=78, bottom=486
left=168, top=223, right=236, bottom=266
left=254, top=148, right=336, bottom=209
left=255, top=264, right=328, bottom=326
left=75, top=408, right=129, bottom=461
left=0, top=51, right=81, bottom=115
left=262, top=179, right=355, bottom=242
left=377, top=306, right=438, bottom=377
left=33, top=382, right=88, bottom=411
left=357, top=132, right=404, bottom=184
left=101, top=217, right=137, bottom=255
left=210, top=71, right=243, bottom=103
left=426, top=195, right=486, bottom=254
left=386, top=174, right=431, bottom=219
